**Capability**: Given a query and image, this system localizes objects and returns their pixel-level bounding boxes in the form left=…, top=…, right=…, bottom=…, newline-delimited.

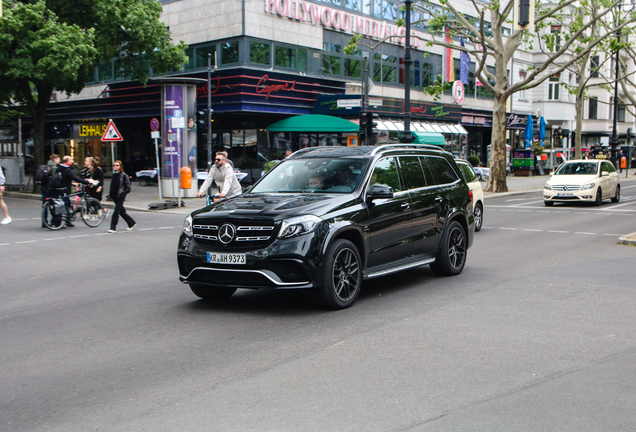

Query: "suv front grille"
left=552, top=185, right=581, bottom=191
left=192, top=218, right=278, bottom=249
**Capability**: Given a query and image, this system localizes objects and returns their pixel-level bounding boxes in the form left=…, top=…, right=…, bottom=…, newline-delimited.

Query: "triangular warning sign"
left=101, top=120, right=124, bottom=141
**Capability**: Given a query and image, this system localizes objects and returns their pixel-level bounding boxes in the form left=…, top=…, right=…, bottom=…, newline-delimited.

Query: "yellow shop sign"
left=79, top=124, right=107, bottom=137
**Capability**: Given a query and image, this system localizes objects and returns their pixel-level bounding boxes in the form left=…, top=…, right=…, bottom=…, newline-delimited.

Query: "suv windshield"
left=252, top=158, right=367, bottom=194
left=555, top=162, right=599, bottom=175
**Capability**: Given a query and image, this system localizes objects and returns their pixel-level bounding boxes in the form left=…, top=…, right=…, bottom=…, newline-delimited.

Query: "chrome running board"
left=364, top=257, right=435, bottom=279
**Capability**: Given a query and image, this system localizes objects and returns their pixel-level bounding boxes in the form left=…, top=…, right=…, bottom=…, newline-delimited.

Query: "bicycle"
left=42, top=184, right=107, bottom=230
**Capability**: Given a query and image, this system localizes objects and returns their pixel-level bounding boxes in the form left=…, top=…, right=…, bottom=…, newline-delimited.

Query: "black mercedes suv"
left=178, top=144, right=474, bottom=309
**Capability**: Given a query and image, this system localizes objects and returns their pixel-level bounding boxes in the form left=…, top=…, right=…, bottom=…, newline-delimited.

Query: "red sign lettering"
left=256, top=75, right=297, bottom=100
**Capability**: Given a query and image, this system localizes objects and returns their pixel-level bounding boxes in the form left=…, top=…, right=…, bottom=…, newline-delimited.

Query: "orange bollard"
left=180, top=166, right=192, bottom=189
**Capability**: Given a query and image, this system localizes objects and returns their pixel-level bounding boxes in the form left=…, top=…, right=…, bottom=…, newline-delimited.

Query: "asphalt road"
left=1, top=186, right=636, bottom=432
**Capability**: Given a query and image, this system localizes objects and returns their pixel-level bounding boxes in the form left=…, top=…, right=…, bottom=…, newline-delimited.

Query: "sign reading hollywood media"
left=264, top=0, right=423, bottom=48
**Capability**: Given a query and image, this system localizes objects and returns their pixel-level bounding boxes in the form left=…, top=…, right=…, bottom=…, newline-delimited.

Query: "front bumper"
left=177, top=231, right=324, bottom=290
left=543, top=188, right=596, bottom=203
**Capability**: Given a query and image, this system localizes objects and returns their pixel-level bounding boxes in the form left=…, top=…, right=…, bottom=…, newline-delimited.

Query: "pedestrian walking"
left=196, top=152, right=242, bottom=203
left=0, top=165, right=11, bottom=225
left=108, top=160, right=136, bottom=233
left=83, top=157, right=104, bottom=201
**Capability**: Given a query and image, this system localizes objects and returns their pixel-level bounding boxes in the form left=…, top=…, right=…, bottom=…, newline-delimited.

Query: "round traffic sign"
left=150, top=118, right=159, bottom=131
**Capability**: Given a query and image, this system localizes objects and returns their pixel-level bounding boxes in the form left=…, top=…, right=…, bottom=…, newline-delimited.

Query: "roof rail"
left=369, top=143, right=443, bottom=156
left=288, top=147, right=315, bottom=158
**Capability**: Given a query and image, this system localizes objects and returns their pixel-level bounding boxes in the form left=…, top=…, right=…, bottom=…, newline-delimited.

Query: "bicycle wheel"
left=81, top=198, right=106, bottom=228
left=42, top=201, right=64, bottom=230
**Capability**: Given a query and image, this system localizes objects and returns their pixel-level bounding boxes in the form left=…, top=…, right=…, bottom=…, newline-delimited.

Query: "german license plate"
left=557, top=192, right=573, bottom=197
left=207, top=252, right=246, bottom=265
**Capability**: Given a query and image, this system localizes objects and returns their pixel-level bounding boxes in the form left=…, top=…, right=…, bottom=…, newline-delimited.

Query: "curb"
left=618, top=233, right=636, bottom=247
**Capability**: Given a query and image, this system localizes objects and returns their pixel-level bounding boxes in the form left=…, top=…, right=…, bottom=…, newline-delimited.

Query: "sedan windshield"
left=555, top=162, right=598, bottom=175
left=251, top=158, right=367, bottom=193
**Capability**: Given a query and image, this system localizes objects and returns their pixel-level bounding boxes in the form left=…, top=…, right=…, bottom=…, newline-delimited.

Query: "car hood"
left=549, top=174, right=598, bottom=185
left=192, top=193, right=355, bottom=221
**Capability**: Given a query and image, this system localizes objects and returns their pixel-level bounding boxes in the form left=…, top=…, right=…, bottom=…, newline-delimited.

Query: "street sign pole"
left=154, top=137, right=162, bottom=201
left=207, top=53, right=212, bottom=170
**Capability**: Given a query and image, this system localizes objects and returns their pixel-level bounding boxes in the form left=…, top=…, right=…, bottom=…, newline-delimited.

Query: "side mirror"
left=601, top=171, right=609, bottom=177
left=549, top=172, right=554, bottom=176
left=369, top=184, right=394, bottom=200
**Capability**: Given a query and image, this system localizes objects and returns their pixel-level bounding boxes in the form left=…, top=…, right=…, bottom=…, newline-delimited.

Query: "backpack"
left=35, top=165, right=51, bottom=185
left=48, top=171, right=62, bottom=189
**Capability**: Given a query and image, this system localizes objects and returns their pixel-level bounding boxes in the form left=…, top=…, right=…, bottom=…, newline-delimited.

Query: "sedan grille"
left=552, top=185, right=581, bottom=192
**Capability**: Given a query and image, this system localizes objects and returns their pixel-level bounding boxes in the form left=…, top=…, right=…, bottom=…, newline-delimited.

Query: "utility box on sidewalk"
left=512, top=148, right=534, bottom=176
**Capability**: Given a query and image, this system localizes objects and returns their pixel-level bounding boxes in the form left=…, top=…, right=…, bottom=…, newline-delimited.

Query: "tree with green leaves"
left=0, top=0, right=187, bottom=165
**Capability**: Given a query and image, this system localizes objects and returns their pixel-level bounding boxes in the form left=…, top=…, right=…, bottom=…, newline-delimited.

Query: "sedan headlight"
left=183, top=214, right=193, bottom=237
left=278, top=215, right=322, bottom=239
left=581, top=182, right=595, bottom=190
left=544, top=182, right=552, bottom=190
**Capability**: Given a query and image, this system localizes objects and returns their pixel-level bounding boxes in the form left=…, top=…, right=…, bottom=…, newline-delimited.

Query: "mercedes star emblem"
left=218, top=224, right=235, bottom=244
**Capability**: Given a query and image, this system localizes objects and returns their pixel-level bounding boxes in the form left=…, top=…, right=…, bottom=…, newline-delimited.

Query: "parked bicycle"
left=42, top=184, right=107, bottom=230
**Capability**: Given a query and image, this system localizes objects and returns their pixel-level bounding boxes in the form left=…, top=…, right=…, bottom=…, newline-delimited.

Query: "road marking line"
left=548, top=230, right=569, bottom=233
left=44, top=237, right=66, bottom=241
left=575, top=212, right=590, bottom=214
left=0, top=243, right=9, bottom=246
left=555, top=211, right=570, bottom=214
left=603, top=234, right=623, bottom=236
left=93, top=233, right=110, bottom=236
left=158, top=226, right=174, bottom=229
left=16, top=240, right=38, bottom=244
left=574, top=232, right=596, bottom=235
left=523, top=229, right=542, bottom=232
left=12, top=218, right=29, bottom=221
left=139, top=228, right=156, bottom=231
left=518, top=210, right=532, bottom=212
left=499, top=227, right=517, bottom=230
left=69, top=235, right=90, bottom=238
left=500, top=210, right=515, bottom=212
left=536, top=210, right=550, bottom=213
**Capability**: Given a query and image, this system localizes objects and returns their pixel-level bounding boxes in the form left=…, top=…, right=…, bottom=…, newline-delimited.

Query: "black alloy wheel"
left=474, top=202, right=483, bottom=232
left=311, top=239, right=361, bottom=309
left=611, top=185, right=620, bottom=203
left=430, top=220, right=467, bottom=276
left=595, top=188, right=603, bottom=206
left=189, top=283, right=237, bottom=300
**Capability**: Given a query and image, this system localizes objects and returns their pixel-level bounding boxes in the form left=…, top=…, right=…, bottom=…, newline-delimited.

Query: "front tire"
left=430, top=220, right=467, bottom=276
left=611, top=185, right=620, bottom=203
left=595, top=187, right=603, bottom=206
left=311, top=239, right=361, bottom=309
left=474, top=202, right=483, bottom=232
left=42, top=201, right=64, bottom=230
left=189, top=283, right=237, bottom=300
left=544, top=200, right=554, bottom=207
left=81, top=198, right=106, bottom=227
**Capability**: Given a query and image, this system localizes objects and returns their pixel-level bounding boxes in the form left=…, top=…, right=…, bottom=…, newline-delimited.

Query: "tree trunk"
left=485, top=95, right=509, bottom=193
left=22, top=82, right=54, bottom=166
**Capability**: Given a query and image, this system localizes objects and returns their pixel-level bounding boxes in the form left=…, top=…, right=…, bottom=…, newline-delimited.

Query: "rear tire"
left=311, top=239, right=361, bottom=309
left=430, top=220, right=467, bottom=276
left=595, top=188, right=603, bottom=206
left=611, top=185, right=620, bottom=203
left=189, top=283, right=237, bottom=300
left=474, top=202, right=483, bottom=232
left=42, top=201, right=64, bottom=230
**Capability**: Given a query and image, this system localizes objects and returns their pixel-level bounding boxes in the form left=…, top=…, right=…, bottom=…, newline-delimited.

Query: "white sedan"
left=455, top=159, right=484, bottom=232
left=544, top=159, right=620, bottom=206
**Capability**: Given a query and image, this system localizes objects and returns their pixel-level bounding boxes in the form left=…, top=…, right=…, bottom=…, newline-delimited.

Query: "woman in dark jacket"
left=83, top=157, right=104, bottom=201
left=108, top=160, right=136, bottom=233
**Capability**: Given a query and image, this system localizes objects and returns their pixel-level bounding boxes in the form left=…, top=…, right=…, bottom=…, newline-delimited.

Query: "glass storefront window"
left=196, top=44, right=216, bottom=69
left=344, top=58, right=361, bottom=77
left=184, top=47, right=195, bottom=70
left=250, top=41, right=270, bottom=65
left=298, top=49, right=307, bottom=71
left=323, top=55, right=341, bottom=75
left=275, top=46, right=296, bottom=69
left=221, top=41, right=239, bottom=64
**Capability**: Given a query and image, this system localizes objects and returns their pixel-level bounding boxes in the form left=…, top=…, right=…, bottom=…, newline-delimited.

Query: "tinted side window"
left=425, top=157, right=460, bottom=185
left=419, top=156, right=437, bottom=186
left=398, top=156, right=427, bottom=190
left=369, top=157, right=402, bottom=192
left=458, top=163, right=477, bottom=182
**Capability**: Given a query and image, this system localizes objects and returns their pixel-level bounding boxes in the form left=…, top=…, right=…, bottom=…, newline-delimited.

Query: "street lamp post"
left=399, top=0, right=415, bottom=143
left=609, top=7, right=621, bottom=169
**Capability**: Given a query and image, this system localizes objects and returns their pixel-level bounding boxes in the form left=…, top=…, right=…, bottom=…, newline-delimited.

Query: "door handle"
left=435, top=196, right=443, bottom=202
left=401, top=202, right=410, bottom=209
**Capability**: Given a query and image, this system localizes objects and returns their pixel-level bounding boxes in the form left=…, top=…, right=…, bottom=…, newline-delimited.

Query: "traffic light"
left=359, top=110, right=368, bottom=144
left=518, top=0, right=530, bottom=26
left=196, top=110, right=209, bottom=132
left=366, top=112, right=378, bottom=144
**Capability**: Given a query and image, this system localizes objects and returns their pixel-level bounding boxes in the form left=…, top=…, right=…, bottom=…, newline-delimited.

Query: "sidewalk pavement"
left=6, top=170, right=636, bottom=219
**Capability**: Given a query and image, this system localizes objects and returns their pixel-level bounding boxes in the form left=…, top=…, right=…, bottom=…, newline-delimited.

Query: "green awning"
left=412, top=132, right=445, bottom=146
left=267, top=114, right=359, bottom=133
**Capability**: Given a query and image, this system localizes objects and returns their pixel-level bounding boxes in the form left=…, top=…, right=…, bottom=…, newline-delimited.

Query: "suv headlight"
left=278, top=215, right=322, bottom=239
left=582, top=182, right=595, bottom=190
left=544, top=182, right=552, bottom=190
left=183, top=214, right=193, bottom=237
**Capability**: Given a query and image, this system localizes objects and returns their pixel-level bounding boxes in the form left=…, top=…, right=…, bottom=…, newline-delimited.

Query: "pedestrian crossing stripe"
left=101, top=120, right=123, bottom=141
